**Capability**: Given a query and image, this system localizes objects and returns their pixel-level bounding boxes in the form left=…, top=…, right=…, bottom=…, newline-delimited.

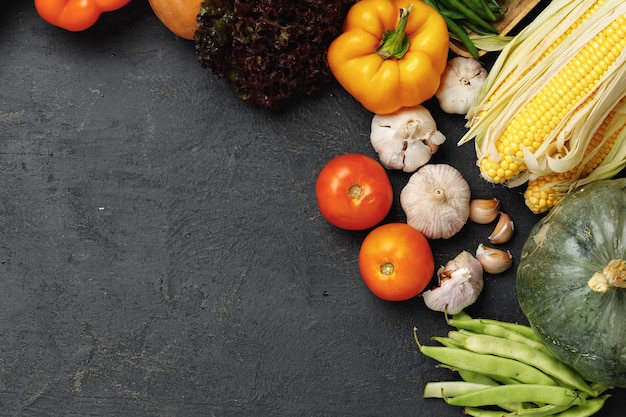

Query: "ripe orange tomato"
left=359, top=223, right=434, bottom=301
left=316, top=154, right=393, bottom=231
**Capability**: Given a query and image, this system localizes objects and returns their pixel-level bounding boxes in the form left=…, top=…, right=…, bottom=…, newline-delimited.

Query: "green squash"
left=517, top=178, right=626, bottom=387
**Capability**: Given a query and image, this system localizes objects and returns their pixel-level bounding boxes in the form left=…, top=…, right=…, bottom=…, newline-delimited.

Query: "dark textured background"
left=1, top=1, right=624, bottom=416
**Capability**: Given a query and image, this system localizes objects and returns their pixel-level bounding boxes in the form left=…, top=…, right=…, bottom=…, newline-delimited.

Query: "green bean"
left=439, top=8, right=467, bottom=20
left=464, top=407, right=510, bottom=417
left=441, top=14, right=480, bottom=59
left=465, top=0, right=497, bottom=21
left=478, top=319, right=542, bottom=341
left=423, top=381, right=493, bottom=398
left=423, top=0, right=469, bottom=23
left=461, top=334, right=596, bottom=396
left=551, top=394, right=611, bottom=417
left=447, top=330, right=471, bottom=344
left=432, top=336, right=464, bottom=349
left=417, top=344, right=557, bottom=386
left=485, top=374, right=524, bottom=386
left=421, top=0, right=481, bottom=58
left=506, top=404, right=571, bottom=416
left=487, top=0, right=505, bottom=14
left=448, top=319, right=553, bottom=356
left=504, top=384, right=611, bottom=416
left=462, top=19, right=499, bottom=36
left=428, top=372, right=524, bottom=412
left=445, top=384, right=586, bottom=407
left=438, top=0, right=499, bottom=34
left=457, top=369, right=499, bottom=386
left=451, top=310, right=473, bottom=320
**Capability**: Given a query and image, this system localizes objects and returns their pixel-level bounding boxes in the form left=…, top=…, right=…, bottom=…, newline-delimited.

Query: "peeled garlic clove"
left=476, top=244, right=513, bottom=274
left=488, top=212, right=515, bottom=244
left=400, top=164, right=470, bottom=239
left=469, top=198, right=500, bottom=224
left=423, top=251, right=483, bottom=315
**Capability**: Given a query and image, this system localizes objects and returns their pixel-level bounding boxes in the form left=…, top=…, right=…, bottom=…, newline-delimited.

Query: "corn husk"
left=450, top=34, right=513, bottom=52
left=555, top=98, right=626, bottom=193
left=458, top=0, right=626, bottom=188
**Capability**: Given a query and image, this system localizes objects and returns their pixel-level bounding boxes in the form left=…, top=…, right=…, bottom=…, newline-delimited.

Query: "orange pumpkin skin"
left=148, top=0, right=201, bottom=40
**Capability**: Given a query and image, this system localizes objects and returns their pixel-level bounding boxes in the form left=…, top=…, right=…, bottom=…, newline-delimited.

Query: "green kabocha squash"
left=517, top=178, right=626, bottom=388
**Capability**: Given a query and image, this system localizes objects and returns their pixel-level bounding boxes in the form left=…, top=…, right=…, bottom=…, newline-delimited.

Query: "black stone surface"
left=1, top=1, right=624, bottom=416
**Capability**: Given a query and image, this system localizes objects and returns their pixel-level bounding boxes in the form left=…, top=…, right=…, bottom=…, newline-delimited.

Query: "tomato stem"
left=380, top=262, right=395, bottom=275
left=377, top=5, right=413, bottom=60
left=348, top=184, right=363, bottom=199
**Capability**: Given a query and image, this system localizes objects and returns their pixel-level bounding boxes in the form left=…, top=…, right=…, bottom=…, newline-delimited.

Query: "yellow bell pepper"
left=327, top=0, right=449, bottom=114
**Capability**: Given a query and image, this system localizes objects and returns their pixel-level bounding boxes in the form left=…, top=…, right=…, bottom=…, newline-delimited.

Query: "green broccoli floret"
left=195, top=0, right=356, bottom=109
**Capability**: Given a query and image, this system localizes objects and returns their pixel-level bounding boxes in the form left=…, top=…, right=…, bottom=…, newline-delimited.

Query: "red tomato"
left=359, top=223, right=434, bottom=301
left=316, top=154, right=393, bottom=230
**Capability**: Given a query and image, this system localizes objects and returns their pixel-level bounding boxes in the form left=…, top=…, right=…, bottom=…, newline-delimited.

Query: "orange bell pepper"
left=34, top=0, right=132, bottom=32
left=327, top=0, right=449, bottom=114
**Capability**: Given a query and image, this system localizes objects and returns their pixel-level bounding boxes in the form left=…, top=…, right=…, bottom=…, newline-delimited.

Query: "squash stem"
left=587, top=259, right=626, bottom=292
left=376, top=5, right=413, bottom=60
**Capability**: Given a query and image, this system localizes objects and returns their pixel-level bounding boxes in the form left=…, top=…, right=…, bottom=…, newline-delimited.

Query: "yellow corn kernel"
left=524, top=104, right=626, bottom=214
left=480, top=0, right=603, bottom=113
left=480, top=12, right=626, bottom=184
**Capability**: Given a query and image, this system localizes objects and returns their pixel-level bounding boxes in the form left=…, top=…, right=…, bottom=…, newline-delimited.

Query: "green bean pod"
left=445, top=384, right=586, bottom=407
left=448, top=319, right=553, bottom=356
left=418, top=345, right=557, bottom=386
left=423, top=381, right=492, bottom=398
left=462, top=19, right=498, bottom=36
left=426, top=376, right=524, bottom=412
left=478, top=318, right=543, bottom=341
left=464, top=407, right=513, bottom=417
left=465, top=0, right=497, bottom=21
left=461, top=333, right=596, bottom=396
left=437, top=0, right=499, bottom=34
left=442, top=14, right=480, bottom=58
left=551, top=394, right=611, bottom=417
left=457, top=368, right=499, bottom=386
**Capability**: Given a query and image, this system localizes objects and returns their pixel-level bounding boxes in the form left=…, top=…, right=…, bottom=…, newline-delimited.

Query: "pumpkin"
left=148, top=0, right=201, bottom=40
left=517, top=178, right=626, bottom=387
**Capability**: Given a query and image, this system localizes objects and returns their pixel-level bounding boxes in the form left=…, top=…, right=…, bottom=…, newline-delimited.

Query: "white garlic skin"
left=435, top=57, right=488, bottom=115
left=422, top=251, right=484, bottom=315
left=370, top=105, right=446, bottom=173
left=400, top=164, right=470, bottom=239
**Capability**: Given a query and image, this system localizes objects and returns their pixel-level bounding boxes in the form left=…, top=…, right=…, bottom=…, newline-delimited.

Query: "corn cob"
left=459, top=0, right=626, bottom=186
left=524, top=98, right=626, bottom=213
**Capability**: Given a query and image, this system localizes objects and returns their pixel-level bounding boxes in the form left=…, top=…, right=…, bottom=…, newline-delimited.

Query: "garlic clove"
left=423, top=251, right=484, bottom=315
left=469, top=198, right=501, bottom=224
left=400, top=164, right=470, bottom=239
left=476, top=244, right=513, bottom=274
left=488, top=212, right=515, bottom=244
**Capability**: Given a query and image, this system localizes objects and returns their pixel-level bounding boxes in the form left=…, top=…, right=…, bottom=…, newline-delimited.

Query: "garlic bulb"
left=435, top=57, right=488, bottom=115
left=423, top=251, right=484, bottom=315
left=370, top=105, right=446, bottom=173
left=400, top=164, right=470, bottom=239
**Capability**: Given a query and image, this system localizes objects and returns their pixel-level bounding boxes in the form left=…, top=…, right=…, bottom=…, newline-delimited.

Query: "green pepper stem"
left=377, top=4, right=413, bottom=60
